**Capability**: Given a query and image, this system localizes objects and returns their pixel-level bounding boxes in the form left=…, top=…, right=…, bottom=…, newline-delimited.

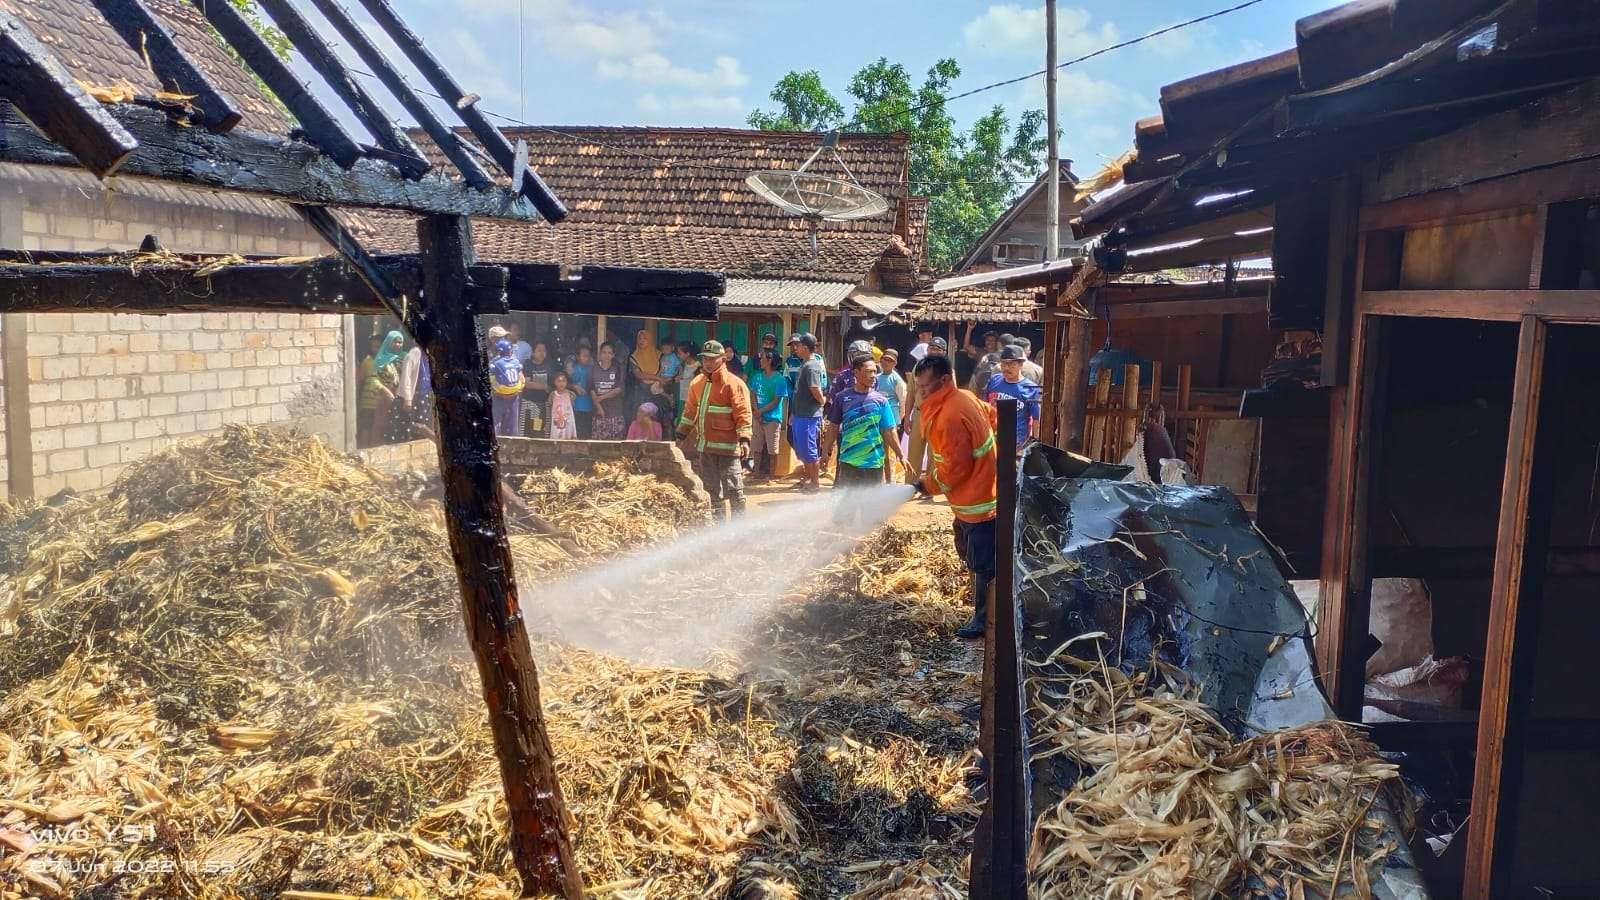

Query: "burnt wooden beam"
left=411, top=214, right=585, bottom=899
left=306, top=0, right=493, bottom=189
left=356, top=0, right=568, bottom=222
left=0, top=103, right=537, bottom=219
left=298, top=205, right=425, bottom=329
left=1464, top=317, right=1564, bottom=899
left=971, top=398, right=1028, bottom=899
left=0, top=10, right=139, bottom=178
left=502, top=262, right=725, bottom=296
left=183, top=0, right=363, bottom=168
left=91, top=0, right=243, bottom=133
left=1122, top=231, right=1273, bottom=273
left=253, top=0, right=429, bottom=178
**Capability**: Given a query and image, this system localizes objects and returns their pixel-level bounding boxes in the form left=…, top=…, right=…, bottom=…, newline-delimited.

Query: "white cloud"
left=963, top=5, right=1119, bottom=58
left=562, top=14, right=659, bottom=58
left=637, top=93, right=745, bottom=114
left=1016, top=71, right=1152, bottom=120
left=598, top=54, right=747, bottom=90
left=441, top=29, right=521, bottom=109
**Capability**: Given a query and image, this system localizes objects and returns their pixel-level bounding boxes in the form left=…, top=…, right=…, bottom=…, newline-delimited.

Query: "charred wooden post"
left=253, top=0, right=430, bottom=179
left=970, top=397, right=1028, bottom=899
left=307, top=0, right=494, bottom=189
left=355, top=0, right=568, bottom=222
left=90, top=0, right=243, bottom=132
left=183, top=0, right=363, bottom=168
left=1059, top=288, right=1096, bottom=452
left=414, top=214, right=585, bottom=899
left=0, top=10, right=138, bottom=177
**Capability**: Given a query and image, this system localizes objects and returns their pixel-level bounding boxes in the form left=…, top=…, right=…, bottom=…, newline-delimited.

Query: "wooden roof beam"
left=357, top=0, right=568, bottom=222
left=0, top=10, right=138, bottom=178
left=91, top=0, right=243, bottom=133
left=0, top=103, right=537, bottom=219
left=255, top=0, right=431, bottom=179
left=184, top=0, right=364, bottom=168
left=307, top=0, right=494, bottom=190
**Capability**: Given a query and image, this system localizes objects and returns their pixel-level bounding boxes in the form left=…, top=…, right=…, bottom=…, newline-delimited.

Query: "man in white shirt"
left=909, top=325, right=934, bottom=362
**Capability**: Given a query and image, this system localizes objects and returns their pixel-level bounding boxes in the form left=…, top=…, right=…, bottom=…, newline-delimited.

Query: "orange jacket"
left=678, top=365, right=754, bottom=456
left=917, top=384, right=998, bottom=523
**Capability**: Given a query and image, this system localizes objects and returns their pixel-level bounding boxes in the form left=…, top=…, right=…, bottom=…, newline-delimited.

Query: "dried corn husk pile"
left=0, top=427, right=978, bottom=898
left=1027, top=656, right=1404, bottom=899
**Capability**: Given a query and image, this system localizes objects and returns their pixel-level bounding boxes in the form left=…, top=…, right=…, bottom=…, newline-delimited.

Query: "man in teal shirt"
left=824, top=356, right=906, bottom=490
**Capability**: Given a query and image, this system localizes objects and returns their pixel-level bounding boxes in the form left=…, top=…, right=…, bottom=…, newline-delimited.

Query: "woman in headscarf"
left=364, top=330, right=405, bottom=445
left=489, top=338, right=525, bottom=437
left=626, top=327, right=670, bottom=426
left=589, top=341, right=628, bottom=439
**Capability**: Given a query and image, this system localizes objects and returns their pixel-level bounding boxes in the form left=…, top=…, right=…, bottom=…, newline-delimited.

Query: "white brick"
left=83, top=401, right=116, bottom=423
left=41, top=356, right=80, bottom=380
left=146, top=354, right=175, bottom=374
left=162, top=373, right=192, bottom=394
left=61, top=424, right=98, bottom=449
left=114, top=355, right=148, bottom=375
left=168, top=314, right=203, bottom=330
left=205, top=351, right=231, bottom=370
left=165, top=414, right=197, bottom=435
left=254, top=313, right=277, bottom=329
left=280, top=349, right=303, bottom=366
left=245, top=368, right=269, bottom=387
left=30, top=428, right=63, bottom=453
left=109, top=313, right=145, bottom=332
left=128, top=333, right=160, bottom=353
left=49, top=449, right=86, bottom=473
left=269, top=367, right=291, bottom=385
left=177, top=393, right=206, bottom=413
left=99, top=463, right=127, bottom=484
left=91, top=219, right=124, bottom=242
left=99, top=421, right=135, bottom=443
left=60, top=334, right=97, bottom=355
left=56, top=381, right=90, bottom=402
left=117, top=439, right=153, bottom=463
left=256, top=350, right=279, bottom=366
left=95, top=378, right=127, bottom=399
left=21, top=209, right=50, bottom=233
left=28, top=334, right=60, bottom=355
left=71, top=313, right=108, bottom=332
left=44, top=405, right=83, bottom=427
left=190, top=372, right=218, bottom=391
left=81, top=356, right=115, bottom=377
left=148, top=395, right=178, bottom=416
left=87, top=445, right=120, bottom=469
left=160, top=332, right=191, bottom=351
left=34, top=315, right=75, bottom=333
left=221, top=332, right=244, bottom=350
left=195, top=411, right=224, bottom=431
left=97, top=334, right=130, bottom=355
left=229, top=389, right=255, bottom=406
left=192, top=332, right=220, bottom=351
left=254, top=386, right=280, bottom=404
left=173, top=352, right=205, bottom=371
left=206, top=392, right=229, bottom=410
left=202, top=313, right=229, bottom=331
left=134, top=418, right=166, bottom=439
left=33, top=474, right=67, bottom=497
left=217, top=369, right=245, bottom=389
left=222, top=408, right=249, bottom=425
left=115, top=398, right=148, bottom=419
left=292, top=330, right=314, bottom=347
left=65, top=469, right=103, bottom=493
left=246, top=405, right=272, bottom=424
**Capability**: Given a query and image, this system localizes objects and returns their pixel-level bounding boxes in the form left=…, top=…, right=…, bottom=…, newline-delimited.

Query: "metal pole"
left=971, top=398, right=1027, bottom=898
left=1045, top=0, right=1060, bottom=264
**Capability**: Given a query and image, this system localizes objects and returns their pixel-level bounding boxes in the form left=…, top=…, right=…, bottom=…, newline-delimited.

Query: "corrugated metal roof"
left=723, top=279, right=855, bottom=310
left=847, top=289, right=910, bottom=317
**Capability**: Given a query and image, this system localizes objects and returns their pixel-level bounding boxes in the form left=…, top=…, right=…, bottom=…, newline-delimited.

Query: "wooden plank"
left=90, top=0, right=242, bottom=132
left=1058, top=289, right=1096, bottom=451
left=1371, top=79, right=1600, bottom=203
left=1088, top=367, right=1113, bottom=460
left=1058, top=295, right=1268, bottom=320
left=307, top=0, right=492, bottom=188
left=356, top=0, right=567, bottom=222
left=1120, top=364, right=1141, bottom=452
left=1321, top=175, right=1363, bottom=386
left=1464, top=316, right=1562, bottom=899
left=1360, top=156, right=1600, bottom=232
left=1040, top=318, right=1061, bottom=442
left=1267, top=181, right=1332, bottom=330
left=255, top=0, right=430, bottom=178
left=1119, top=204, right=1277, bottom=249
left=0, top=10, right=139, bottom=178
left=1317, top=312, right=1388, bottom=717
left=1158, top=49, right=1301, bottom=144
left=1294, top=0, right=1396, bottom=90
left=0, top=103, right=537, bottom=219
left=414, top=214, right=585, bottom=899
left=183, top=0, right=363, bottom=168
left=1357, top=289, right=1600, bottom=321
left=1174, top=365, right=1193, bottom=457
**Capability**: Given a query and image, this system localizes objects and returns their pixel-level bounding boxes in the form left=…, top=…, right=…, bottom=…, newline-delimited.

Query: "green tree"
left=747, top=71, right=844, bottom=131
left=749, top=59, right=1047, bottom=273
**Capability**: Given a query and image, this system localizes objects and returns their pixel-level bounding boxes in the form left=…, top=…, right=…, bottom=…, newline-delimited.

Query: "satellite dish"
left=746, top=133, right=890, bottom=254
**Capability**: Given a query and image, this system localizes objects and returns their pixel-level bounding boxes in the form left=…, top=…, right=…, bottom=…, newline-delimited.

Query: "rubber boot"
left=955, top=572, right=991, bottom=639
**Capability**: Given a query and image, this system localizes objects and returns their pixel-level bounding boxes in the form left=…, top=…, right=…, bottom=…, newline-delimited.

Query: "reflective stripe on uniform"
left=693, top=380, right=713, bottom=451
left=952, top=498, right=996, bottom=515
left=973, top=432, right=995, bottom=457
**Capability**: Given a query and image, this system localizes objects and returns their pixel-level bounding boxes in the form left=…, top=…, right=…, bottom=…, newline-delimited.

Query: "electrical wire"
left=331, top=0, right=1273, bottom=187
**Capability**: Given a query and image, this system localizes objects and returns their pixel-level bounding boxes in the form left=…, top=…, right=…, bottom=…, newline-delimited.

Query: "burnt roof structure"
left=0, top=2, right=728, bottom=896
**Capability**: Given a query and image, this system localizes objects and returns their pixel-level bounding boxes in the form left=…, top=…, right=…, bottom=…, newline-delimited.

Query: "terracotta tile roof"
left=392, top=126, right=911, bottom=283
left=908, top=285, right=1040, bottom=323
left=0, top=0, right=285, bottom=133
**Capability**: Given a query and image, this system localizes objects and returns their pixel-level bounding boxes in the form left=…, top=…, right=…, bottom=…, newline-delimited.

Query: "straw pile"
left=0, top=428, right=979, bottom=898
left=1026, top=656, right=1404, bottom=899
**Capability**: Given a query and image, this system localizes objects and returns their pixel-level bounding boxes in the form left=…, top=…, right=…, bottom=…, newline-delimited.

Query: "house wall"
left=966, top=182, right=1089, bottom=272
left=0, top=169, right=342, bottom=499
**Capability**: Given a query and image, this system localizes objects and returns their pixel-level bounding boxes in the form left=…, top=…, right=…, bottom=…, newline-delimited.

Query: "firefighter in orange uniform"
left=910, top=354, right=999, bottom=639
left=677, top=340, right=754, bottom=520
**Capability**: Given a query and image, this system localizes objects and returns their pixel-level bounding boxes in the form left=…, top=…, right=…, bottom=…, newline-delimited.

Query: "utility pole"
left=1045, top=0, right=1059, bottom=263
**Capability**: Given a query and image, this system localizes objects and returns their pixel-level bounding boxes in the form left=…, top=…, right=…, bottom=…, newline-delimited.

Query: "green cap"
left=699, top=340, right=726, bottom=359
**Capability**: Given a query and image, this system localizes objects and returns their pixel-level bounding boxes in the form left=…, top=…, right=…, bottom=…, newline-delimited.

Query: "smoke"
left=520, top=483, right=915, bottom=666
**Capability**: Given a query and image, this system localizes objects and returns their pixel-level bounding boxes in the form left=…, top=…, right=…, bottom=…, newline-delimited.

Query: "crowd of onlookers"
left=354, top=320, right=1046, bottom=467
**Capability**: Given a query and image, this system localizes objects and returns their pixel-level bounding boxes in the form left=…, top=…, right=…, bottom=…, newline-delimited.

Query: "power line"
left=334, top=0, right=1271, bottom=185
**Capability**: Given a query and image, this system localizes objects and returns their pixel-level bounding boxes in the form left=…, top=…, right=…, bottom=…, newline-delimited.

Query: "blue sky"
left=304, top=0, right=1332, bottom=183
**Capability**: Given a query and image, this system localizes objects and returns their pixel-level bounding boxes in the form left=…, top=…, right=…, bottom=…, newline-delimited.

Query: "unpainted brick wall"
left=1, top=168, right=345, bottom=498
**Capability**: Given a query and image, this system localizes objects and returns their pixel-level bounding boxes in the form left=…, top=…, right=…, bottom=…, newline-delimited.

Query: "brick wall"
left=0, top=165, right=346, bottom=498
left=357, top=438, right=440, bottom=473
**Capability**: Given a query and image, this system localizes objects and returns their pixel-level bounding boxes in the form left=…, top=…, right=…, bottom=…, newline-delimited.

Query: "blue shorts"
left=790, top=416, right=822, bottom=463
